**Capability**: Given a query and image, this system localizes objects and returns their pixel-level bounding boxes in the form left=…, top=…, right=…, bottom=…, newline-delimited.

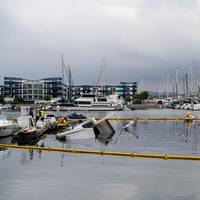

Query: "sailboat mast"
left=166, top=74, right=169, bottom=98
left=101, top=59, right=106, bottom=96
left=68, top=66, right=72, bottom=103
left=185, top=73, right=189, bottom=96
left=175, top=68, right=178, bottom=97
left=61, top=54, right=65, bottom=102
left=182, top=77, right=185, bottom=97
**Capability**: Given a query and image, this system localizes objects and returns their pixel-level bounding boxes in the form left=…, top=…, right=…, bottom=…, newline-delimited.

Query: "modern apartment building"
left=115, top=82, right=137, bottom=100
left=4, top=77, right=66, bottom=101
left=3, top=77, right=137, bottom=101
left=0, top=85, right=5, bottom=96
left=72, top=82, right=137, bottom=100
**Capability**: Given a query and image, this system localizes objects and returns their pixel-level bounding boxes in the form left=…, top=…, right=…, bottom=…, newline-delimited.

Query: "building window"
left=23, top=84, right=27, bottom=89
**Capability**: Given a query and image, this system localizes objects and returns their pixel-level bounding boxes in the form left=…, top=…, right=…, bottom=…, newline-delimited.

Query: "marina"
left=1, top=1, right=200, bottom=199
left=1, top=109, right=200, bottom=199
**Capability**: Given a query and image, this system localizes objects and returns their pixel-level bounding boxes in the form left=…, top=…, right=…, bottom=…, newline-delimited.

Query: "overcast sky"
left=1, top=0, right=200, bottom=90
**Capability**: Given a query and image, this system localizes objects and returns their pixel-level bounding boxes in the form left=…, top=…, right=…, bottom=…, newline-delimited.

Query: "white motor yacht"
left=73, top=94, right=124, bottom=111
left=0, top=116, right=19, bottom=137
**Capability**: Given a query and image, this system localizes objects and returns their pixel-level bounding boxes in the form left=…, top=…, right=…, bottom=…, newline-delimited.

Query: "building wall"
left=116, top=82, right=137, bottom=100
left=72, top=82, right=137, bottom=100
left=3, top=77, right=137, bottom=101
left=4, top=77, right=65, bottom=101
left=0, top=85, right=5, bottom=96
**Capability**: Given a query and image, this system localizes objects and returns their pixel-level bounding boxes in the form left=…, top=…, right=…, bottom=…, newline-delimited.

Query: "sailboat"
left=56, top=113, right=115, bottom=140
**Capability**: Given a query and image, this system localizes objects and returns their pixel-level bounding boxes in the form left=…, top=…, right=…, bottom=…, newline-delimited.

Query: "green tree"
left=44, top=96, right=51, bottom=101
left=0, top=95, right=4, bottom=104
left=13, top=96, right=24, bottom=104
left=139, top=91, right=149, bottom=100
left=132, top=91, right=149, bottom=104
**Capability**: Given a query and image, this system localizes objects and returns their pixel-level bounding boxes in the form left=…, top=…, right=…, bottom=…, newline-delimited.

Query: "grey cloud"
left=0, top=0, right=200, bottom=91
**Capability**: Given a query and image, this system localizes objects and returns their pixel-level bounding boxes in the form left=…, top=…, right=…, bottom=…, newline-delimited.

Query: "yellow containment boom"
left=100, top=117, right=199, bottom=121
left=0, top=144, right=200, bottom=161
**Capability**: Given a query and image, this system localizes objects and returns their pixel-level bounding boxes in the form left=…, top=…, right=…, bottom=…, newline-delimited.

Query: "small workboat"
left=184, top=112, right=194, bottom=122
left=13, top=116, right=47, bottom=143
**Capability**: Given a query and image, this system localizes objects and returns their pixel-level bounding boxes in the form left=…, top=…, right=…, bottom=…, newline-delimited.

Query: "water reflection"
left=113, top=120, right=139, bottom=145
left=0, top=136, right=12, bottom=159
left=20, top=147, right=44, bottom=164
left=2, top=110, right=200, bottom=200
left=2, top=118, right=200, bottom=160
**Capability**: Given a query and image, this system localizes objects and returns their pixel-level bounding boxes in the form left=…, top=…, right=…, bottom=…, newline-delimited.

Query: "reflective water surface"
left=1, top=109, right=200, bottom=200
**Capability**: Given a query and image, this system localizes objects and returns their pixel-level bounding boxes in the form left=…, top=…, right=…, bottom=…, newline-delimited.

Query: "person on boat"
left=56, top=105, right=60, bottom=112
left=36, top=109, right=41, bottom=122
left=40, top=110, right=45, bottom=121
left=29, top=107, right=34, bottom=118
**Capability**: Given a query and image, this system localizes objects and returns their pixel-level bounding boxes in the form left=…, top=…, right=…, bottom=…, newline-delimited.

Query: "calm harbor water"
left=1, top=109, right=200, bottom=200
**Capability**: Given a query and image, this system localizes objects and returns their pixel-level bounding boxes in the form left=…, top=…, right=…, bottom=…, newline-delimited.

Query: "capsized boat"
left=0, top=116, right=19, bottom=137
left=56, top=117, right=115, bottom=140
left=56, top=118, right=96, bottom=139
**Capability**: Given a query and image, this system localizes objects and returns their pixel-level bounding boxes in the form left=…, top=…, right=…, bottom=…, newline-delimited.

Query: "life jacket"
left=40, top=111, right=45, bottom=118
left=36, top=110, right=41, bottom=117
left=60, top=118, right=67, bottom=125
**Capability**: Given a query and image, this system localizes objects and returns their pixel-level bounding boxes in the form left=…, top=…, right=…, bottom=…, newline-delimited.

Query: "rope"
left=99, top=117, right=198, bottom=121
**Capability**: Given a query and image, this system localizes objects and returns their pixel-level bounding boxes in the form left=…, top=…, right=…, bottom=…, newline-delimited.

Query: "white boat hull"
left=59, top=106, right=118, bottom=111
left=57, top=128, right=95, bottom=139
left=0, top=125, right=17, bottom=137
left=193, top=104, right=200, bottom=111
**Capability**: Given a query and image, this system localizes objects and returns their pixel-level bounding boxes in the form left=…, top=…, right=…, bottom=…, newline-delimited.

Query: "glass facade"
left=116, top=82, right=137, bottom=99
left=72, top=82, right=137, bottom=99
left=3, top=77, right=137, bottom=101
left=4, top=77, right=65, bottom=100
left=0, top=85, right=5, bottom=96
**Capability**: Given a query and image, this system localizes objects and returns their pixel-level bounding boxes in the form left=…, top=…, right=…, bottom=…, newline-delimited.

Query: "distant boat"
left=67, top=112, right=87, bottom=120
left=193, top=103, right=200, bottom=111
left=72, top=93, right=124, bottom=111
left=0, top=116, right=19, bottom=137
